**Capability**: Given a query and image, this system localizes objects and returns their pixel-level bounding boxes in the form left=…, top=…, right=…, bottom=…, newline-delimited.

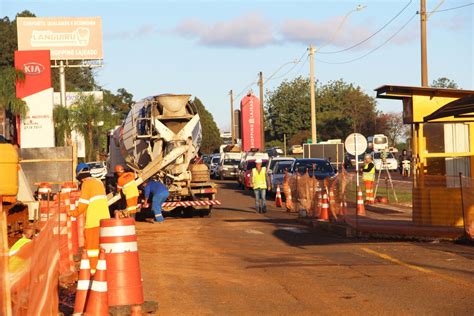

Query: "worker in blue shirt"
left=143, top=179, right=169, bottom=223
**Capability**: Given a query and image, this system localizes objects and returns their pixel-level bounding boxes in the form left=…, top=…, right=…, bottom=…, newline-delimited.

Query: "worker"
left=9, top=228, right=34, bottom=257
left=252, top=159, right=269, bottom=213
left=70, top=163, right=110, bottom=274
left=143, top=179, right=169, bottom=223
left=115, top=164, right=140, bottom=218
left=362, top=154, right=375, bottom=204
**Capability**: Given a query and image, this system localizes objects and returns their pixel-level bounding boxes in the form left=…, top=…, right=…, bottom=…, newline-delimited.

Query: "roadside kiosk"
left=375, top=85, right=474, bottom=228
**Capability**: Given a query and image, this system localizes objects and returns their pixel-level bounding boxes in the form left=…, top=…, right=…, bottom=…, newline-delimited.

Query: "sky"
left=2, top=0, right=473, bottom=131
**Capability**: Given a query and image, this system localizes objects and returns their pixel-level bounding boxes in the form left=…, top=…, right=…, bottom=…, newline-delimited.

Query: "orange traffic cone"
left=285, top=187, right=293, bottom=212
left=337, top=201, right=347, bottom=223
left=74, top=249, right=91, bottom=314
left=319, top=193, right=329, bottom=221
left=85, top=249, right=108, bottom=315
left=275, top=185, right=283, bottom=208
left=357, top=188, right=366, bottom=216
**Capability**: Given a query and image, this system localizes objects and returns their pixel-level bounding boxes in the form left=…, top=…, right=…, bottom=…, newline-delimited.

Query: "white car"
left=290, top=145, right=303, bottom=154
left=372, top=152, right=398, bottom=171
left=87, top=161, right=107, bottom=180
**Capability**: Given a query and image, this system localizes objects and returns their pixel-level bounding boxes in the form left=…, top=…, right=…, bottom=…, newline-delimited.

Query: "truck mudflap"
left=162, top=200, right=221, bottom=208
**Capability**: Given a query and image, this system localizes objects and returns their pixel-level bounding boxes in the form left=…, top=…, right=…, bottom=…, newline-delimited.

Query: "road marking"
left=280, top=227, right=307, bottom=234
left=361, top=247, right=473, bottom=288
left=245, top=229, right=264, bottom=235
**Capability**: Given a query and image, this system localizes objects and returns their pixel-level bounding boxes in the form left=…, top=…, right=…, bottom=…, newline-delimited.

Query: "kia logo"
left=23, top=62, right=45, bottom=75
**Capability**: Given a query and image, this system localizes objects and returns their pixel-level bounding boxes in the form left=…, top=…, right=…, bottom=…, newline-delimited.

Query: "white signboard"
left=344, top=133, right=367, bottom=156
left=20, top=88, right=55, bottom=148
left=54, top=91, right=103, bottom=158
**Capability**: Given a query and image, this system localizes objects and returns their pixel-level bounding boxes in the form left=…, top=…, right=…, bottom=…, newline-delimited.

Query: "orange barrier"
left=74, top=249, right=91, bottom=314
left=85, top=249, right=109, bottom=315
left=356, top=188, right=366, bottom=216
left=319, top=194, right=329, bottom=221
left=100, top=216, right=144, bottom=307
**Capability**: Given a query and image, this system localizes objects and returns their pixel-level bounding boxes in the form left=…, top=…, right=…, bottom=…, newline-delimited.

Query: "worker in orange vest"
left=115, top=164, right=140, bottom=218
left=70, top=163, right=110, bottom=274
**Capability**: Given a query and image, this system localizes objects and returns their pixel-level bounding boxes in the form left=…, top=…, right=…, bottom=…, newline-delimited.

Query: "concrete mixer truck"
left=106, top=94, right=218, bottom=217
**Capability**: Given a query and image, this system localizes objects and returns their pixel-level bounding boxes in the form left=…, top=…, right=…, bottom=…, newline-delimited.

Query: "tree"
left=71, top=94, right=104, bottom=161
left=53, top=105, right=73, bottom=146
left=379, top=112, right=406, bottom=146
left=266, top=77, right=378, bottom=144
left=431, top=77, right=458, bottom=89
left=193, top=97, right=222, bottom=154
left=0, top=67, right=27, bottom=117
left=103, top=88, right=134, bottom=120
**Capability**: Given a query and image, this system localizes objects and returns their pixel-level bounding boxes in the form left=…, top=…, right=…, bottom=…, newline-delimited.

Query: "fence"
left=0, top=188, right=80, bottom=315
left=282, top=167, right=474, bottom=240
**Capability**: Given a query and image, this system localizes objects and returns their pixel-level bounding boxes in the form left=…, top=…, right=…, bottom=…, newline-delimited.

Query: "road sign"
left=344, top=133, right=367, bottom=156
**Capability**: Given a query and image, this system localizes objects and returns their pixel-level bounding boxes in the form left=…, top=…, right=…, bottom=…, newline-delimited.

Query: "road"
left=137, top=180, right=474, bottom=315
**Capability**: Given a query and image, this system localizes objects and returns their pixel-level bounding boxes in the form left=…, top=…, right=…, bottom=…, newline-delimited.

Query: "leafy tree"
left=378, top=112, right=406, bottom=146
left=193, top=97, right=222, bottom=154
left=53, top=104, right=73, bottom=146
left=103, top=88, right=134, bottom=120
left=266, top=77, right=378, bottom=144
left=0, top=67, right=27, bottom=117
left=431, top=77, right=458, bottom=89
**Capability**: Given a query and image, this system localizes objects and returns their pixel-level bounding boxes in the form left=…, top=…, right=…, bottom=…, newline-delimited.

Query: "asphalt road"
left=137, top=180, right=474, bottom=315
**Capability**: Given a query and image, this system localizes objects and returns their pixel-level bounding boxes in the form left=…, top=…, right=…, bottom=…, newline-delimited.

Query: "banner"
left=15, top=50, right=51, bottom=99
left=17, top=17, right=103, bottom=60
left=240, top=93, right=262, bottom=152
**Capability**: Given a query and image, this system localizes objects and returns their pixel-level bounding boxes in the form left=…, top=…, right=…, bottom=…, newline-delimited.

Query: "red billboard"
left=15, top=50, right=51, bottom=99
left=240, top=93, right=262, bottom=151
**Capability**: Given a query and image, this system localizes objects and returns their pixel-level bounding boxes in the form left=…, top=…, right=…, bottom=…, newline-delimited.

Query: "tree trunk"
left=88, top=126, right=93, bottom=162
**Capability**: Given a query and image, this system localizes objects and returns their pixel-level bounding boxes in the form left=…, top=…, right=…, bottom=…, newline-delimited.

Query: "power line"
left=318, top=0, right=413, bottom=54
left=316, top=13, right=417, bottom=65
left=426, top=2, right=473, bottom=13
left=270, top=54, right=309, bottom=82
left=234, top=78, right=258, bottom=100
left=265, top=51, right=308, bottom=83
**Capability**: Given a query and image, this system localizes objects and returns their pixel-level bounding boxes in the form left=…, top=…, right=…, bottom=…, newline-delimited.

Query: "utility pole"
left=229, top=90, right=235, bottom=145
left=420, top=0, right=428, bottom=87
left=309, top=45, right=317, bottom=143
left=259, top=71, right=265, bottom=150
left=59, top=60, right=66, bottom=106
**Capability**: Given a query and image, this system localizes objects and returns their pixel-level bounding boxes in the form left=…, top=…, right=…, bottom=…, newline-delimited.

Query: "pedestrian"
left=143, top=179, right=169, bottom=223
left=399, top=149, right=410, bottom=175
left=9, top=228, right=34, bottom=256
left=362, top=154, right=375, bottom=204
left=115, top=164, right=140, bottom=218
left=70, top=163, right=110, bottom=274
left=252, top=159, right=269, bottom=213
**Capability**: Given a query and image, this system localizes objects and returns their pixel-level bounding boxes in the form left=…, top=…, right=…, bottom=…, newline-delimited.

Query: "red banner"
left=240, top=93, right=262, bottom=151
left=15, top=50, right=51, bottom=99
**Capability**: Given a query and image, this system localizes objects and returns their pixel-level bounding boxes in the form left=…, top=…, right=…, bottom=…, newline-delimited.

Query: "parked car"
left=209, top=155, right=221, bottom=179
left=87, top=161, right=107, bottom=180
left=268, top=157, right=295, bottom=175
left=289, top=145, right=303, bottom=154
left=290, top=158, right=336, bottom=180
left=238, top=159, right=269, bottom=190
left=372, top=151, right=398, bottom=171
left=266, top=147, right=284, bottom=158
left=218, top=157, right=241, bottom=180
left=269, top=160, right=293, bottom=194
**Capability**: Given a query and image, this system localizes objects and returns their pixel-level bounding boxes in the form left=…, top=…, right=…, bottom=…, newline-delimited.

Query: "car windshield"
left=374, top=137, right=387, bottom=144
left=223, top=159, right=240, bottom=165
left=211, top=157, right=220, bottom=163
left=293, top=160, right=333, bottom=173
left=274, top=162, right=292, bottom=173
left=246, top=161, right=268, bottom=170
left=275, top=148, right=284, bottom=154
left=373, top=152, right=394, bottom=159
left=88, top=163, right=103, bottom=169
left=270, top=159, right=292, bottom=170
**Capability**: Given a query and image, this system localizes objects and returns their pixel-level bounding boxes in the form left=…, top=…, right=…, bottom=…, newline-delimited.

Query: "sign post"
left=344, top=133, right=367, bottom=192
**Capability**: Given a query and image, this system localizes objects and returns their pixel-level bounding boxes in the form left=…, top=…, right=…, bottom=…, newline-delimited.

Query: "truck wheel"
left=199, top=209, right=212, bottom=217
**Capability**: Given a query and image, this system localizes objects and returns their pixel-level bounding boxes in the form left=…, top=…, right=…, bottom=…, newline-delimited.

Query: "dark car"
left=238, top=159, right=269, bottom=190
left=290, top=158, right=335, bottom=180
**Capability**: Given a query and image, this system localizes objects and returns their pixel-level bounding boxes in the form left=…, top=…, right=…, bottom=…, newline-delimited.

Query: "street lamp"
left=310, top=4, right=366, bottom=144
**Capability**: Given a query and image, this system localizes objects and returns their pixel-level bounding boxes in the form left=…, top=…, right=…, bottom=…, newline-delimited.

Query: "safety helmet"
left=76, top=162, right=89, bottom=174
left=115, top=164, right=125, bottom=173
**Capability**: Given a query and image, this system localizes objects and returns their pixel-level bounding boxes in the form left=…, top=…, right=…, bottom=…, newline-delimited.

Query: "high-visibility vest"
left=118, top=172, right=139, bottom=199
left=363, top=163, right=375, bottom=182
left=9, top=236, right=31, bottom=256
left=75, top=178, right=110, bottom=229
left=252, top=167, right=267, bottom=189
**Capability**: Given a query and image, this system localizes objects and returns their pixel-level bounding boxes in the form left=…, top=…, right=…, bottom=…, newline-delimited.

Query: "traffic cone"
left=275, top=185, right=283, bottom=208
left=319, top=193, right=329, bottom=221
left=316, top=187, right=322, bottom=216
left=357, top=188, right=366, bottom=216
left=74, top=249, right=91, bottom=315
left=85, top=249, right=108, bottom=315
left=337, top=201, right=347, bottom=223
left=285, top=187, right=293, bottom=212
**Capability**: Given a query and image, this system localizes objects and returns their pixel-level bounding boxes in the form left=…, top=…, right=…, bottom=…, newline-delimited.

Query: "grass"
left=344, top=180, right=412, bottom=205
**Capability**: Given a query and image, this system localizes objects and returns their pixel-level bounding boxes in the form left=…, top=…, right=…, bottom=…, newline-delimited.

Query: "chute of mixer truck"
left=106, top=94, right=219, bottom=217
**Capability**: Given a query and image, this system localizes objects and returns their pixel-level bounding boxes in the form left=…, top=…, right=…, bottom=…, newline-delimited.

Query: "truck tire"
left=190, top=164, right=210, bottom=182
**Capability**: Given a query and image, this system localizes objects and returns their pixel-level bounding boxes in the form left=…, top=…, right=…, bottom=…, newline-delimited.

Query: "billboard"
left=240, top=93, right=262, bottom=151
left=53, top=91, right=104, bottom=158
left=15, top=50, right=52, bottom=99
left=17, top=17, right=103, bottom=60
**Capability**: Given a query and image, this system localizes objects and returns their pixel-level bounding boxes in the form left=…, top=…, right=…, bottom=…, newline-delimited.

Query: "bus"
left=367, top=134, right=389, bottom=152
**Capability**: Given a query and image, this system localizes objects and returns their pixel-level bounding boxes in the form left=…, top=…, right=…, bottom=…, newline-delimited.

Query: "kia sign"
left=15, top=50, right=52, bottom=99
left=17, top=17, right=103, bottom=60
left=240, top=94, right=262, bottom=151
